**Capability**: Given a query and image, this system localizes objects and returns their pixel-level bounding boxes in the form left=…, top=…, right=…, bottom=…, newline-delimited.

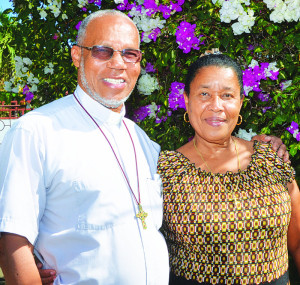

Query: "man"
left=0, top=9, right=288, bottom=285
left=0, top=10, right=169, bottom=284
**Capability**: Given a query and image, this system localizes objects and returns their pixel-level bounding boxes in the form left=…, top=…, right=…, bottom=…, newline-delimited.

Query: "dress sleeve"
left=157, top=151, right=171, bottom=184
left=263, top=143, right=296, bottom=185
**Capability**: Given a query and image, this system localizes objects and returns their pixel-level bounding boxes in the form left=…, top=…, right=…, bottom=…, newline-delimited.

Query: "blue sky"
left=0, top=0, right=13, bottom=12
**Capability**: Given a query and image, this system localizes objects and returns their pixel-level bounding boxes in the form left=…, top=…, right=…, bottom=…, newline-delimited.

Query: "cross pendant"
left=136, top=203, right=148, bottom=229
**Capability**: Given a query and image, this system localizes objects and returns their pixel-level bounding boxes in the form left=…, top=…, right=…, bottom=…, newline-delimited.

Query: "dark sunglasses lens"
left=122, top=49, right=141, bottom=63
left=92, top=46, right=113, bottom=60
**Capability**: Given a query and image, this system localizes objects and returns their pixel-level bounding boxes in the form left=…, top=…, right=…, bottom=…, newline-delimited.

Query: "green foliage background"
left=2, top=0, right=299, bottom=182
left=0, top=0, right=299, bottom=281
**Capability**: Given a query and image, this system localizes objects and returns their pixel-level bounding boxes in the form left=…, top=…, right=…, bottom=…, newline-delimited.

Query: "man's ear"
left=71, top=45, right=81, bottom=68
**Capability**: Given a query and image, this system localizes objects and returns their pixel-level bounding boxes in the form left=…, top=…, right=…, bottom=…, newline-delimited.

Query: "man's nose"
left=107, top=51, right=127, bottom=69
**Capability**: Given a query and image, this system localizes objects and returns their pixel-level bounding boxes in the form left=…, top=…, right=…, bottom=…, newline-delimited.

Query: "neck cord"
left=193, top=137, right=241, bottom=196
left=74, top=94, right=148, bottom=229
left=193, top=137, right=241, bottom=173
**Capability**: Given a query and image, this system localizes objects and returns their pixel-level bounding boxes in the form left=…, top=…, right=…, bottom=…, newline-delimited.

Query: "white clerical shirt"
left=0, top=85, right=169, bottom=284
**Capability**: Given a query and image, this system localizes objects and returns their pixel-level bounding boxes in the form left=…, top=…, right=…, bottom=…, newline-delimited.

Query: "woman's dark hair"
left=184, top=54, right=244, bottom=98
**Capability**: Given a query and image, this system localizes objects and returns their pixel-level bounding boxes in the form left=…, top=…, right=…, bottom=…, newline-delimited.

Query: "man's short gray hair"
left=77, top=10, right=140, bottom=45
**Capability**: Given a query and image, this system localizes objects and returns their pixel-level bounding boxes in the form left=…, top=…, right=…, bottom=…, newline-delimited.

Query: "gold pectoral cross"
left=136, top=203, right=148, bottom=229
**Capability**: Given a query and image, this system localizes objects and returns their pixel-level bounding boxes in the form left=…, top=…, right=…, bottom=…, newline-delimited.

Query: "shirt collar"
left=73, top=85, right=126, bottom=126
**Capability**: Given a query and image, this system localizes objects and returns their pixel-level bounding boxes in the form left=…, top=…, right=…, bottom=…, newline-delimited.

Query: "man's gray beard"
left=79, top=57, right=132, bottom=109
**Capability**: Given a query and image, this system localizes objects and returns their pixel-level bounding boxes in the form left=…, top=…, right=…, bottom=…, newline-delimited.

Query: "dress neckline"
left=163, top=140, right=266, bottom=178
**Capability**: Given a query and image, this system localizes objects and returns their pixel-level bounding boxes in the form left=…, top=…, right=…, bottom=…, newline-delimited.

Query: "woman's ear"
left=71, top=45, right=81, bottom=68
left=240, top=94, right=245, bottom=108
left=184, top=91, right=189, bottom=113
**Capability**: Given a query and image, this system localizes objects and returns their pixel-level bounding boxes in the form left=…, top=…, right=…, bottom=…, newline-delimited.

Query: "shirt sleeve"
left=0, top=120, right=46, bottom=245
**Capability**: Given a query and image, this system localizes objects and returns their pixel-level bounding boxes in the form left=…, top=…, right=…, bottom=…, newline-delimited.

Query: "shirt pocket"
left=146, top=174, right=163, bottom=230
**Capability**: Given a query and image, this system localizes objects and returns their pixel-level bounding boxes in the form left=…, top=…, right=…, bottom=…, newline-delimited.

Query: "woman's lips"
left=205, top=117, right=226, bottom=127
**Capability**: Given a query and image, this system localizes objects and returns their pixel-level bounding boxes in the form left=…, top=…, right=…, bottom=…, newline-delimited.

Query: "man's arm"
left=0, top=233, right=42, bottom=285
left=252, top=134, right=289, bottom=162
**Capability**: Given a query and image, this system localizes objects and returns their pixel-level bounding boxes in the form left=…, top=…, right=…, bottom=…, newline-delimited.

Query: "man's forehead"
left=84, top=16, right=139, bottom=47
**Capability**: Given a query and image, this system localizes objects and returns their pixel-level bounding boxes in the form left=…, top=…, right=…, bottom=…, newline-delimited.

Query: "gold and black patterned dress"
left=158, top=141, right=295, bottom=285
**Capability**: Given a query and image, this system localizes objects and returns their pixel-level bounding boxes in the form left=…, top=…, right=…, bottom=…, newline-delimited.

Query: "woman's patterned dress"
left=158, top=141, right=295, bottom=284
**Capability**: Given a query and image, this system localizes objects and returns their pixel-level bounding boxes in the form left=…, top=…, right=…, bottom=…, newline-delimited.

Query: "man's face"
left=72, top=15, right=141, bottom=112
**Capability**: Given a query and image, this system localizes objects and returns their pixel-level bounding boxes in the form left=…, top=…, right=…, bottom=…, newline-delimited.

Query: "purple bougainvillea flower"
left=159, top=4, right=172, bottom=19
left=144, top=0, right=159, bottom=16
left=175, top=21, right=201, bottom=53
left=23, top=85, right=34, bottom=101
left=75, top=21, right=82, bottom=30
left=268, top=70, right=279, bottom=81
left=248, top=44, right=254, bottom=51
left=286, top=121, right=300, bottom=141
left=53, top=34, right=58, bottom=40
left=145, top=62, right=156, bottom=73
left=168, top=81, right=186, bottom=111
left=257, top=92, right=270, bottom=102
left=82, top=7, right=87, bottom=12
left=148, top=27, right=161, bottom=42
left=22, top=85, right=30, bottom=94
left=25, top=92, right=34, bottom=101
left=262, top=107, right=271, bottom=113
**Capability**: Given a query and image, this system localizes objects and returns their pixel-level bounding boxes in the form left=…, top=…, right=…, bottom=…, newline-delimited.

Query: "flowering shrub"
left=0, top=0, right=299, bottom=185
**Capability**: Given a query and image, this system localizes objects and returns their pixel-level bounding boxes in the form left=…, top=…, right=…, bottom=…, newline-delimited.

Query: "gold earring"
left=184, top=112, right=189, bottom=123
left=236, top=114, right=242, bottom=126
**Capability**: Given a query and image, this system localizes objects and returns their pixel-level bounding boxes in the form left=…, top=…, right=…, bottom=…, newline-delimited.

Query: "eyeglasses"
left=76, top=44, right=142, bottom=63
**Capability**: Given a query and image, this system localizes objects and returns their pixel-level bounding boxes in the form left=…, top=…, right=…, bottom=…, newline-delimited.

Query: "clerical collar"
left=73, top=85, right=125, bottom=127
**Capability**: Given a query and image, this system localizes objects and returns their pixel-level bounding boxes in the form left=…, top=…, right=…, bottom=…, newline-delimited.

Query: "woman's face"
left=184, top=65, right=243, bottom=143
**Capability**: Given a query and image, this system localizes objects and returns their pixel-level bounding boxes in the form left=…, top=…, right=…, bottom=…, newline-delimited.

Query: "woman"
left=158, top=52, right=300, bottom=284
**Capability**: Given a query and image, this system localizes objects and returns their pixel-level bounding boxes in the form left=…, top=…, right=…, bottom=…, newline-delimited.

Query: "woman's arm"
left=287, top=180, right=300, bottom=275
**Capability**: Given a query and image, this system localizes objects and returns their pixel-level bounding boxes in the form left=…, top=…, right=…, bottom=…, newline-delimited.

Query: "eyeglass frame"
left=76, top=44, right=143, bottom=63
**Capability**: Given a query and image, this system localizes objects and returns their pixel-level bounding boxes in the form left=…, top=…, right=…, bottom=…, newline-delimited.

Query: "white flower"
left=49, top=5, right=61, bottom=17
left=137, top=74, right=159, bottom=95
left=23, top=57, right=33, bottom=65
left=114, top=0, right=124, bottom=3
left=30, top=84, right=38, bottom=92
left=270, top=9, right=285, bottom=23
left=62, top=13, right=68, bottom=20
left=77, top=0, right=88, bottom=8
left=11, top=87, right=19, bottom=93
left=38, top=9, right=47, bottom=20
left=231, top=22, right=244, bottom=35
left=148, top=102, right=158, bottom=118
left=243, top=85, right=253, bottom=96
left=280, top=80, right=292, bottom=90
left=235, top=128, right=257, bottom=141
left=33, top=77, right=40, bottom=84
left=22, top=67, right=29, bottom=73
left=27, top=73, right=39, bottom=84
left=293, top=129, right=299, bottom=139
left=264, top=61, right=279, bottom=77
left=4, top=81, right=12, bottom=92
left=44, top=65, right=54, bottom=75
left=249, top=59, right=259, bottom=68
left=14, top=56, right=22, bottom=63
